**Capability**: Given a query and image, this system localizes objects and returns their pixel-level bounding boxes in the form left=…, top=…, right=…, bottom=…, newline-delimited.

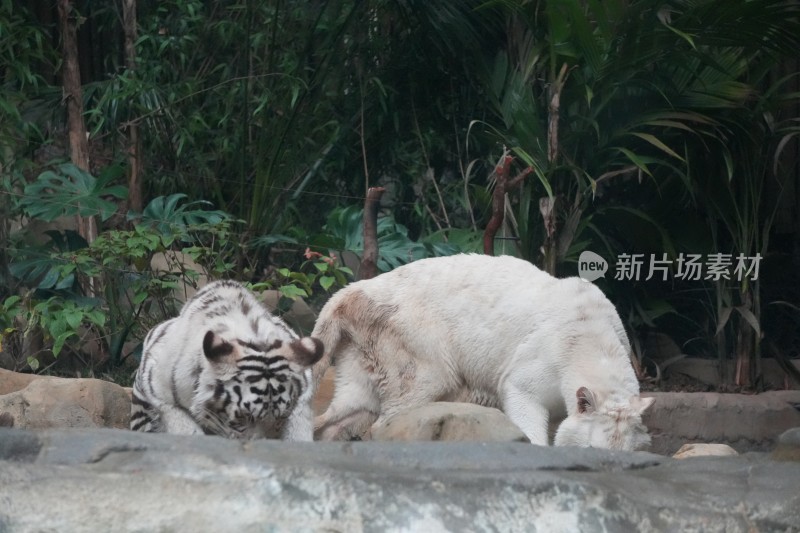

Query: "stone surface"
left=642, top=390, right=800, bottom=455
left=0, top=428, right=798, bottom=532
left=771, top=427, right=800, bottom=462
left=316, top=376, right=800, bottom=454
left=0, top=377, right=129, bottom=430
left=672, top=443, right=738, bottom=459
left=372, top=402, right=529, bottom=443
left=0, top=368, right=44, bottom=395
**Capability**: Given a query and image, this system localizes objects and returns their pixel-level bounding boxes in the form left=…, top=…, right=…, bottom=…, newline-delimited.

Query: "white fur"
left=311, top=254, right=653, bottom=450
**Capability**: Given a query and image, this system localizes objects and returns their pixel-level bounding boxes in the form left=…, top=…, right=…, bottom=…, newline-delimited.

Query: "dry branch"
left=483, top=153, right=532, bottom=255
left=360, top=187, right=385, bottom=280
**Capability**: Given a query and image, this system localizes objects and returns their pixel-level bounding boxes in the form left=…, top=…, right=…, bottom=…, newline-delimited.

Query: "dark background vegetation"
left=1, top=0, right=799, bottom=389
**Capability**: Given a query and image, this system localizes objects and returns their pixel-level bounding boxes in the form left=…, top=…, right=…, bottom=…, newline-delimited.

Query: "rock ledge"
left=1, top=428, right=798, bottom=532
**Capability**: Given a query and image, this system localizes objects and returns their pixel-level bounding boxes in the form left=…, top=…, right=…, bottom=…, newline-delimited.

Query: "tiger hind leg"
left=314, top=350, right=380, bottom=441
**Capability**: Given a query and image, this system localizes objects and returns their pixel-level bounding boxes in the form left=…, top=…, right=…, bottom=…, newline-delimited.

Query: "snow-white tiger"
left=130, top=280, right=322, bottom=441
left=312, top=254, right=654, bottom=450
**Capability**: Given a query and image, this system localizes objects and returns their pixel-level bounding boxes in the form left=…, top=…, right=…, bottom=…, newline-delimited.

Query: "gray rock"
left=643, top=390, right=800, bottom=454
left=0, top=368, right=43, bottom=396
left=1, top=428, right=799, bottom=532
left=371, top=402, right=529, bottom=443
left=0, top=376, right=130, bottom=430
left=772, top=427, right=800, bottom=462
left=672, top=443, right=738, bottom=459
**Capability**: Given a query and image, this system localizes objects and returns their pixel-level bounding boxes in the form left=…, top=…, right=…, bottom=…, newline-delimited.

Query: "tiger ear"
left=576, top=386, right=597, bottom=414
left=285, top=337, right=324, bottom=367
left=203, top=331, right=237, bottom=362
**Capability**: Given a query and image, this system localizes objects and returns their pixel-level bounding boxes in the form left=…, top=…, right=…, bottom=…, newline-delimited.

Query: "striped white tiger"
left=130, top=280, right=323, bottom=441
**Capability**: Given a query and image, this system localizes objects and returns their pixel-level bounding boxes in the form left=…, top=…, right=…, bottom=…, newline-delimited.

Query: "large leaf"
left=128, top=194, right=232, bottom=239
left=21, top=163, right=127, bottom=222
left=9, top=230, right=88, bottom=290
left=315, top=206, right=463, bottom=273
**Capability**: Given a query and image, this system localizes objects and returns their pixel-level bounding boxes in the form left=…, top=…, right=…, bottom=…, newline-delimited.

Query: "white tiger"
left=312, top=254, right=654, bottom=450
left=131, top=280, right=323, bottom=441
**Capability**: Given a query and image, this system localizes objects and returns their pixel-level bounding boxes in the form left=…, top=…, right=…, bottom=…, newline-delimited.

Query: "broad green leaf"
left=3, top=296, right=21, bottom=308
left=64, top=310, right=84, bottom=330
left=319, top=275, right=335, bottom=291
left=21, top=163, right=127, bottom=222
left=279, top=285, right=308, bottom=300
left=52, top=331, right=76, bottom=357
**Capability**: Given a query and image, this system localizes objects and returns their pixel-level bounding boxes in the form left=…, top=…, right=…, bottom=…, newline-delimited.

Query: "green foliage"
left=2, top=0, right=799, bottom=387
left=0, top=292, right=105, bottom=370
left=4, top=171, right=242, bottom=371
left=20, top=163, right=128, bottom=222
left=128, top=194, right=234, bottom=242
left=313, top=206, right=464, bottom=272
left=458, top=0, right=800, bottom=379
left=9, top=230, right=88, bottom=291
left=253, top=251, right=353, bottom=303
left=0, top=0, right=56, bottom=149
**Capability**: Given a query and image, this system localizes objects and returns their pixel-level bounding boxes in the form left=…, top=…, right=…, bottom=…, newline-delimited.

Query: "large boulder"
left=0, top=374, right=130, bottom=430
left=372, top=402, right=529, bottom=443
left=771, top=427, right=800, bottom=462
left=672, top=443, right=738, bottom=459
left=643, top=391, right=800, bottom=455
left=0, top=368, right=42, bottom=395
left=0, top=428, right=799, bottom=531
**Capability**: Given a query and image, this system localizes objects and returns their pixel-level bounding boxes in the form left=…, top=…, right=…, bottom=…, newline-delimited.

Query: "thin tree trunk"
left=540, top=63, right=569, bottom=275
left=539, top=196, right=557, bottom=274
left=360, top=187, right=385, bottom=280
left=122, top=0, right=142, bottom=212
left=483, top=154, right=512, bottom=256
left=484, top=152, right=531, bottom=256
left=58, top=0, right=96, bottom=245
left=734, top=286, right=758, bottom=389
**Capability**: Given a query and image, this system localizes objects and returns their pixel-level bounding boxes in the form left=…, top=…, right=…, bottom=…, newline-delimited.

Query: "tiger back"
left=130, top=280, right=323, bottom=441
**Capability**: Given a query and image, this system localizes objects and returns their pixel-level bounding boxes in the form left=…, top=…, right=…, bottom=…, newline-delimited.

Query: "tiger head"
left=553, top=386, right=654, bottom=451
left=199, top=331, right=323, bottom=436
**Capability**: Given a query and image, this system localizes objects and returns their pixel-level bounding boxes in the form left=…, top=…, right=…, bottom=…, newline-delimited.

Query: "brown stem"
left=360, top=187, right=385, bottom=280
left=547, top=63, right=569, bottom=164
left=122, top=0, right=142, bottom=213
left=483, top=154, right=531, bottom=255
left=539, top=196, right=558, bottom=275
left=541, top=63, right=569, bottom=274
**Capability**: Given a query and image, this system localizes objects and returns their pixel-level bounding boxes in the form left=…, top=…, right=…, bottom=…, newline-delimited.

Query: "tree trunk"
left=484, top=153, right=530, bottom=256
left=122, top=0, right=142, bottom=213
left=359, top=187, right=385, bottom=280
left=539, top=196, right=558, bottom=275
left=734, top=286, right=760, bottom=389
left=57, top=0, right=96, bottom=245
left=539, top=64, right=569, bottom=275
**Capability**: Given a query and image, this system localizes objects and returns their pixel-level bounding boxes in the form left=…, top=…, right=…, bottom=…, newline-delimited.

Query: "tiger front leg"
left=158, top=404, right=205, bottom=435
left=501, top=382, right=550, bottom=446
left=281, top=391, right=315, bottom=442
